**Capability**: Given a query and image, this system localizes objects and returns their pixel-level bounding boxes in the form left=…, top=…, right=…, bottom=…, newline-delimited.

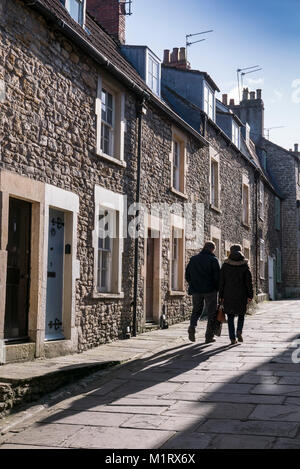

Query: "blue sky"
left=126, top=0, right=300, bottom=150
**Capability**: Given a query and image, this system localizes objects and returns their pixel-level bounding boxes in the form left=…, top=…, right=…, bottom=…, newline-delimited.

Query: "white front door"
left=45, top=209, right=65, bottom=340
left=268, top=256, right=275, bottom=300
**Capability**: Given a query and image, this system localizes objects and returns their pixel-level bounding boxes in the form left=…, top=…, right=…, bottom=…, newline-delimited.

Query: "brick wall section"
left=86, top=0, right=126, bottom=44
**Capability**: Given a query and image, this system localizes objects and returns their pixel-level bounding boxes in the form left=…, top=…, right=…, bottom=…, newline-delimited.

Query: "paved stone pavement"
left=1, top=300, right=300, bottom=449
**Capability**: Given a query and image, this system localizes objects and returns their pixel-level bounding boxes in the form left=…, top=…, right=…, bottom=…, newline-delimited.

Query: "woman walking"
left=219, top=245, right=253, bottom=345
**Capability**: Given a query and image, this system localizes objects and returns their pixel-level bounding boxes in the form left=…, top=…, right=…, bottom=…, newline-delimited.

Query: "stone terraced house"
left=0, top=0, right=295, bottom=364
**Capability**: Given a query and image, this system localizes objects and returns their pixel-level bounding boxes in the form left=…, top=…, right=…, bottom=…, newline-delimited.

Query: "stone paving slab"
left=161, top=432, right=213, bottom=449
left=197, top=418, right=300, bottom=438
left=163, top=401, right=255, bottom=420
left=61, top=426, right=175, bottom=449
left=209, top=434, right=275, bottom=449
left=161, top=392, right=285, bottom=405
left=249, top=404, right=300, bottom=422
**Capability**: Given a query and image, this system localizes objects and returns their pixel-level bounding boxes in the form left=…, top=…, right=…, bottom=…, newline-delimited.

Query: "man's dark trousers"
left=190, top=291, right=218, bottom=341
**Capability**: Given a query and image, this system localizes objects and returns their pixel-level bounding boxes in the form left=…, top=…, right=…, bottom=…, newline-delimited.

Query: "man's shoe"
left=237, top=332, right=243, bottom=343
left=205, top=338, right=216, bottom=344
left=188, top=326, right=196, bottom=342
left=230, top=339, right=238, bottom=345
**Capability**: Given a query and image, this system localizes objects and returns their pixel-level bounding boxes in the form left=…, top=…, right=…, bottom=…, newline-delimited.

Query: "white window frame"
left=96, top=75, right=126, bottom=166
left=146, top=50, right=161, bottom=97
left=170, top=127, right=187, bottom=197
left=97, top=209, right=114, bottom=293
left=259, top=181, right=265, bottom=221
left=242, top=183, right=250, bottom=226
left=243, top=239, right=251, bottom=267
left=203, top=82, right=215, bottom=120
left=169, top=215, right=185, bottom=294
left=260, top=238, right=265, bottom=279
left=232, top=120, right=240, bottom=148
left=93, top=186, right=125, bottom=298
left=173, top=140, right=180, bottom=191
left=210, top=147, right=220, bottom=209
left=211, top=226, right=221, bottom=260
left=100, top=89, right=115, bottom=158
left=61, top=0, right=86, bottom=26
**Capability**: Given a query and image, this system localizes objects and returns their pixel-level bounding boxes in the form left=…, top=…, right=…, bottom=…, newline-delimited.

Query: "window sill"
left=210, top=204, right=222, bottom=214
left=92, top=292, right=125, bottom=300
left=170, top=187, right=188, bottom=200
left=169, top=290, right=186, bottom=297
left=96, top=151, right=127, bottom=168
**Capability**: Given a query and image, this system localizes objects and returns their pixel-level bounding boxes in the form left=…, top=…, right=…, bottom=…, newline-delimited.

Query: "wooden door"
left=4, top=198, right=31, bottom=341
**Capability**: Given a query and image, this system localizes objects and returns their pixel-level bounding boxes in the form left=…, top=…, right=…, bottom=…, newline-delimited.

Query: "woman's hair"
left=230, top=244, right=242, bottom=253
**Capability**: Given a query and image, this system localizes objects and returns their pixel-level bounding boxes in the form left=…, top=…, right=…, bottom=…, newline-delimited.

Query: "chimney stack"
left=295, top=143, right=299, bottom=153
left=256, top=89, right=262, bottom=100
left=163, top=46, right=191, bottom=70
left=222, top=94, right=228, bottom=106
left=250, top=91, right=256, bottom=100
left=86, top=0, right=126, bottom=44
left=229, top=98, right=235, bottom=106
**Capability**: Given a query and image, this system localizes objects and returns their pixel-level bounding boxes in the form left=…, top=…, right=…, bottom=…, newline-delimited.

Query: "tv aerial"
left=237, top=65, right=262, bottom=101
left=264, top=126, right=285, bottom=140
left=186, top=30, right=213, bottom=60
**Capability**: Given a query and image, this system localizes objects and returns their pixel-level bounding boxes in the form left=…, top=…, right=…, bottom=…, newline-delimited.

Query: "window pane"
left=68, top=0, right=82, bottom=24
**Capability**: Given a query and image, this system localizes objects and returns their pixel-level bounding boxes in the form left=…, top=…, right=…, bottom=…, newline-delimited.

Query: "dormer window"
left=203, top=82, right=215, bottom=120
left=60, top=0, right=85, bottom=26
left=232, top=121, right=240, bottom=148
left=147, top=51, right=161, bottom=96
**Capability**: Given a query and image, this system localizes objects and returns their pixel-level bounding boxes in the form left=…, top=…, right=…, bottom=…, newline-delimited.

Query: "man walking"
left=185, top=241, right=220, bottom=344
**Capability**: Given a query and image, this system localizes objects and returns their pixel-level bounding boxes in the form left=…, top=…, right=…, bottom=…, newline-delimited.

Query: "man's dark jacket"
left=185, top=250, right=220, bottom=295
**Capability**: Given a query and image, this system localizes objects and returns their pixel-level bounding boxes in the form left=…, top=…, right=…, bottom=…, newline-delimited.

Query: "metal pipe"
left=254, top=170, right=260, bottom=296
left=132, top=100, right=144, bottom=337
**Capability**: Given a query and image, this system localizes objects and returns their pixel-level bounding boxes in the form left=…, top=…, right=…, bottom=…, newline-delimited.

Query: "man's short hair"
left=203, top=241, right=216, bottom=252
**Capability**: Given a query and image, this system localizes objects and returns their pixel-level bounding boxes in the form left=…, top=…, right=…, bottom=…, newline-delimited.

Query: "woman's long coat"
left=219, top=254, right=254, bottom=315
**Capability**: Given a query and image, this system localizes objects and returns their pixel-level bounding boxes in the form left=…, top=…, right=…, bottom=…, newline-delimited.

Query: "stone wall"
left=259, top=138, right=299, bottom=297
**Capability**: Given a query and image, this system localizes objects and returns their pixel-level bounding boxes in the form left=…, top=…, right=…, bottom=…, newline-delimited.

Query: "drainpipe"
left=132, top=100, right=146, bottom=337
left=254, top=170, right=260, bottom=297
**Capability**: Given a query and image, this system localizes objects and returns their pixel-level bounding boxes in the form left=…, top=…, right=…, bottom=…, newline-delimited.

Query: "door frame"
left=0, top=170, right=44, bottom=348
left=41, top=184, right=80, bottom=356
left=143, top=215, right=162, bottom=326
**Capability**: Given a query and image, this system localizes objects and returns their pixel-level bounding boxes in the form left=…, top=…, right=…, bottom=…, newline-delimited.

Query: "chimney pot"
left=179, top=47, right=186, bottom=61
left=250, top=91, right=256, bottom=100
left=229, top=98, right=235, bottom=106
left=222, top=94, right=228, bottom=105
left=163, top=49, right=170, bottom=64
left=295, top=143, right=299, bottom=153
left=171, top=47, right=179, bottom=63
left=256, top=89, right=262, bottom=100
left=242, top=88, right=249, bottom=101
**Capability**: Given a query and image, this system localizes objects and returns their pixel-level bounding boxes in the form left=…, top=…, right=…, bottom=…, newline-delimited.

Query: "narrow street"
left=1, top=300, right=300, bottom=449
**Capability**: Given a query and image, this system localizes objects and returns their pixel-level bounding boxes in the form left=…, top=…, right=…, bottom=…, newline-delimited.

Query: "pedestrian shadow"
left=10, top=326, right=300, bottom=450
